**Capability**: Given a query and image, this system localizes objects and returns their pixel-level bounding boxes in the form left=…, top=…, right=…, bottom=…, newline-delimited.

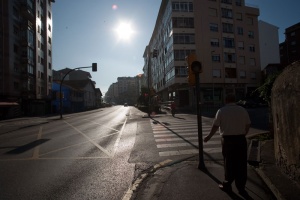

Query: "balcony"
left=20, top=4, right=35, bottom=21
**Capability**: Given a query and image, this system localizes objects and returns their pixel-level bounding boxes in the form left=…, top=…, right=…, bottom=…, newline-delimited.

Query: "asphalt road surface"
left=0, top=106, right=141, bottom=200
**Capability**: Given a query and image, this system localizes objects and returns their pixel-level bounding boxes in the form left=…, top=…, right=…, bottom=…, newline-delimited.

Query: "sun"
left=114, top=22, right=135, bottom=41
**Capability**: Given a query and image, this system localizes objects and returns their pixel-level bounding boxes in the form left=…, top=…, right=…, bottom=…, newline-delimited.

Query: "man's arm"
left=245, top=124, right=250, bottom=135
left=204, top=125, right=219, bottom=142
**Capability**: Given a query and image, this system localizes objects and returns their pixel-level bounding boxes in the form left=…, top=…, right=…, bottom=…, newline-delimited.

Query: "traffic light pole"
left=59, top=64, right=97, bottom=119
left=194, top=72, right=206, bottom=171
left=189, top=59, right=206, bottom=171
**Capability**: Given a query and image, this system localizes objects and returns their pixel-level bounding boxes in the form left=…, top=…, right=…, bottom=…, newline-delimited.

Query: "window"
left=291, top=32, right=296, bottom=36
left=223, top=23, right=234, bottom=33
left=172, top=17, right=194, bottom=28
left=48, top=76, right=52, bottom=82
left=175, top=66, right=188, bottom=77
left=209, top=23, right=218, bottom=32
left=249, top=58, right=256, bottom=66
left=174, top=49, right=196, bottom=61
left=237, top=27, right=243, bottom=35
left=248, top=31, right=254, bottom=38
left=28, top=64, right=34, bottom=74
left=173, top=33, right=195, bottom=44
left=225, top=68, right=237, bottom=78
left=14, top=82, right=19, bottom=90
left=221, top=0, right=232, bottom=4
left=223, top=37, right=235, bottom=48
left=291, top=41, right=296, bottom=46
left=14, top=44, right=18, bottom=53
left=48, top=24, right=51, bottom=31
left=48, top=11, right=51, bottom=19
left=209, top=8, right=218, bottom=17
left=48, top=62, right=52, bottom=69
left=236, top=12, right=242, bottom=20
left=212, top=54, right=221, bottom=62
left=249, top=45, right=255, bottom=52
left=211, top=38, right=219, bottom=47
left=48, top=37, right=52, bottom=44
left=213, top=69, right=221, bottom=78
left=236, top=0, right=242, bottom=6
left=222, top=8, right=233, bottom=19
left=224, top=53, right=236, bottom=63
left=239, top=71, right=246, bottom=78
left=238, top=41, right=244, bottom=50
left=48, top=50, right=51, bottom=56
left=172, top=2, right=193, bottom=12
left=238, top=56, right=245, bottom=64
left=250, top=72, right=256, bottom=79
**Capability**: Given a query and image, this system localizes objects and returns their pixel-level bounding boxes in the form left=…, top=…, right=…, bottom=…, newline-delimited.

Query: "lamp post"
left=211, top=50, right=215, bottom=107
left=191, top=61, right=206, bottom=171
left=59, top=63, right=97, bottom=119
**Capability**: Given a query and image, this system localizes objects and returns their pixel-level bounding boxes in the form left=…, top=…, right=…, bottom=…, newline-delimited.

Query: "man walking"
left=204, top=93, right=251, bottom=196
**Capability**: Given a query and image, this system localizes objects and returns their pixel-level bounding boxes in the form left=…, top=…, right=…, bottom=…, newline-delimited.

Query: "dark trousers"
left=222, top=135, right=247, bottom=191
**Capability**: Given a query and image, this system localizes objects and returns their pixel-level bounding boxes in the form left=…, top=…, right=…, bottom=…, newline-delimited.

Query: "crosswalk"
left=151, top=117, right=222, bottom=157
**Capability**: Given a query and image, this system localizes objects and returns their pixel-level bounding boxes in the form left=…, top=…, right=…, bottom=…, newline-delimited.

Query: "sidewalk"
left=124, top=139, right=300, bottom=200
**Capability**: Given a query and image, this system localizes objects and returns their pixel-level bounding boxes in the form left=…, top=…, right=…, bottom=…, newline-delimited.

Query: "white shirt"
left=213, top=103, right=251, bottom=136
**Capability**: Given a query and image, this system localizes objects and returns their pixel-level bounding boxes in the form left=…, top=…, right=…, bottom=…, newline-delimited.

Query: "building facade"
left=144, top=0, right=261, bottom=110
left=280, top=22, right=300, bottom=67
left=105, top=75, right=142, bottom=106
left=1, top=0, right=55, bottom=117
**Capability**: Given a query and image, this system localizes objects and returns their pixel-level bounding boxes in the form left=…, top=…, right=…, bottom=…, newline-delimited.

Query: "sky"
left=52, top=0, right=300, bottom=95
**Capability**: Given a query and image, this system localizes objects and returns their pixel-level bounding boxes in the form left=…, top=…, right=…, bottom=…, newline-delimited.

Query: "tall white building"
left=258, top=20, right=280, bottom=70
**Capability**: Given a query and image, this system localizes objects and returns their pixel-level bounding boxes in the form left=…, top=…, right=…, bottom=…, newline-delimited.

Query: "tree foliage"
left=255, top=73, right=280, bottom=106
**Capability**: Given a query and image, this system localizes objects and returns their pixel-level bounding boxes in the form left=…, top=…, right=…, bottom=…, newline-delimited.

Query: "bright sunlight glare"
left=114, top=22, right=135, bottom=41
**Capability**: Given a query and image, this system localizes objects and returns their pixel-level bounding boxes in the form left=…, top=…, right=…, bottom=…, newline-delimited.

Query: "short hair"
left=225, top=93, right=236, bottom=103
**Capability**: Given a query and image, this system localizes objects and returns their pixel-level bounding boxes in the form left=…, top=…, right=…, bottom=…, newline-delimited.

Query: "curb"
left=254, top=168, right=286, bottom=200
left=122, top=155, right=197, bottom=200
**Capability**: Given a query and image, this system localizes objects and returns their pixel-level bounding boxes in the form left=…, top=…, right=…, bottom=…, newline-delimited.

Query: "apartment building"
left=280, top=22, right=300, bottom=67
left=105, top=76, right=142, bottom=105
left=0, top=0, right=55, bottom=117
left=144, top=0, right=261, bottom=109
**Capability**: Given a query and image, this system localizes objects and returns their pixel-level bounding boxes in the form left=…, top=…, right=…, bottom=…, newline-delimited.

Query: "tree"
left=255, top=73, right=280, bottom=106
left=255, top=72, right=281, bottom=137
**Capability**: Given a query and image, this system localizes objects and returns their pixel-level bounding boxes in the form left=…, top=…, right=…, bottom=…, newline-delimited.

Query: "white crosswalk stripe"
left=151, top=118, right=222, bottom=157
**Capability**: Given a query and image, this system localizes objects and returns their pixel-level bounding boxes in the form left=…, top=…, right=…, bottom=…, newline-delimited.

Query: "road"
left=0, top=106, right=269, bottom=200
left=0, top=106, right=141, bottom=200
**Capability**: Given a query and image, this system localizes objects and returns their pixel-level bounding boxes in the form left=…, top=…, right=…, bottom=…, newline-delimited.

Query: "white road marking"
left=64, top=121, right=113, bottom=158
left=32, top=126, right=43, bottom=159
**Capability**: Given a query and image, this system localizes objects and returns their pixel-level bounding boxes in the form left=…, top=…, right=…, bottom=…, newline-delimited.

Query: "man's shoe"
left=218, top=183, right=232, bottom=193
left=238, top=189, right=249, bottom=197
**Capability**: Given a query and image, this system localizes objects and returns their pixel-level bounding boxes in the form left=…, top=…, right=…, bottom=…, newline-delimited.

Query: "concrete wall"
left=271, top=61, right=300, bottom=181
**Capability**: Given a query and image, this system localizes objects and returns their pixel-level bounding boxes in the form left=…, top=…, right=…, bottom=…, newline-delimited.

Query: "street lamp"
left=191, top=61, right=206, bottom=171
left=211, top=50, right=215, bottom=107
left=59, top=63, right=97, bottom=119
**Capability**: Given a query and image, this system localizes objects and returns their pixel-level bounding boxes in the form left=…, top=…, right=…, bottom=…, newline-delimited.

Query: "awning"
left=0, top=102, right=19, bottom=107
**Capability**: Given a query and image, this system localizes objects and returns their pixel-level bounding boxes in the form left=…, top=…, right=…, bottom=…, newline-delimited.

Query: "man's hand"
left=203, top=135, right=210, bottom=143
left=204, top=125, right=219, bottom=143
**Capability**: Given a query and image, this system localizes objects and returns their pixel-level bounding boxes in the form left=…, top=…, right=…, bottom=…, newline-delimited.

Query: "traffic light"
left=186, top=54, right=197, bottom=86
left=92, top=63, right=97, bottom=72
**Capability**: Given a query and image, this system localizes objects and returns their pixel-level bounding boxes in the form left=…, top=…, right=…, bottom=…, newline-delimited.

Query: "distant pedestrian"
left=204, top=93, right=251, bottom=196
left=171, top=101, right=176, bottom=116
